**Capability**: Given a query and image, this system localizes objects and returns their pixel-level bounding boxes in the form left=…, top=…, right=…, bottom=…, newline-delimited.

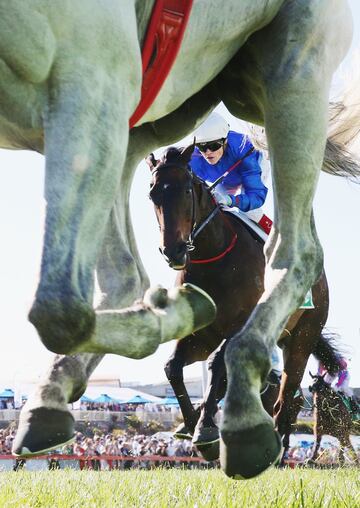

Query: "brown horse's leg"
left=193, top=340, right=227, bottom=446
left=164, top=343, right=200, bottom=437
left=339, top=434, right=359, bottom=465
left=311, top=436, right=322, bottom=463
left=274, top=331, right=315, bottom=437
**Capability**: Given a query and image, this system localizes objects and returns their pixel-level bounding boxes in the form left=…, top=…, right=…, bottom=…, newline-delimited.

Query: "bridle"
left=151, top=158, right=239, bottom=265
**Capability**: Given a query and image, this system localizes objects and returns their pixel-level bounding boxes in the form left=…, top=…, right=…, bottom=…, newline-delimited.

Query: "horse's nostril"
left=176, top=243, right=187, bottom=256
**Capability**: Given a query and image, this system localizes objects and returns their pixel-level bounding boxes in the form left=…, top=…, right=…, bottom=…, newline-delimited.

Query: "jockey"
left=190, top=112, right=273, bottom=235
left=318, top=358, right=353, bottom=397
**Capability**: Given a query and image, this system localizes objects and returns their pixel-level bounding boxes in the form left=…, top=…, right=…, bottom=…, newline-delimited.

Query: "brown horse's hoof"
left=12, top=407, right=75, bottom=457
left=220, top=423, right=282, bottom=479
left=192, top=425, right=219, bottom=445
left=196, top=441, right=220, bottom=462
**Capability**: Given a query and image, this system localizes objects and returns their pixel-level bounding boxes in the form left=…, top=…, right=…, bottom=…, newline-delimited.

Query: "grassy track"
left=0, top=467, right=359, bottom=507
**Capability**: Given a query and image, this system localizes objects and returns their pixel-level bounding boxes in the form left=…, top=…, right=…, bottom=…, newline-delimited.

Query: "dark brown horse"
left=309, top=374, right=359, bottom=465
left=147, top=145, right=345, bottom=461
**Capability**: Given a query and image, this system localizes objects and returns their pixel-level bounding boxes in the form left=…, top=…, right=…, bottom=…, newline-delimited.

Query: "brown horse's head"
left=146, top=145, right=195, bottom=269
left=308, top=372, right=330, bottom=395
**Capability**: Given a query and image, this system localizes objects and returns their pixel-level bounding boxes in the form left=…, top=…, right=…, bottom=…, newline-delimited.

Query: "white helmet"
left=192, top=112, right=230, bottom=143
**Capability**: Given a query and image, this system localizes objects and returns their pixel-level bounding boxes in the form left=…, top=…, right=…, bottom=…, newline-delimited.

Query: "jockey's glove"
left=213, top=192, right=233, bottom=207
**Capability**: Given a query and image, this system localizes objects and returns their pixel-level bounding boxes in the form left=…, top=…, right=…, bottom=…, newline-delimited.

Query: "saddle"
left=222, top=207, right=268, bottom=242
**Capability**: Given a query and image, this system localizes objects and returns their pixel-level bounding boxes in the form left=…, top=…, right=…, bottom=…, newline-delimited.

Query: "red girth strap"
left=129, top=0, right=194, bottom=128
left=190, top=233, right=238, bottom=264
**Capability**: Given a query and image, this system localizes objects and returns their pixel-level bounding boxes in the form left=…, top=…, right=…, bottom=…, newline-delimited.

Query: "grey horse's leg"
left=13, top=194, right=149, bottom=456
left=220, top=1, right=352, bottom=479
left=12, top=353, right=104, bottom=456
left=27, top=37, right=215, bottom=358
left=13, top=123, right=215, bottom=456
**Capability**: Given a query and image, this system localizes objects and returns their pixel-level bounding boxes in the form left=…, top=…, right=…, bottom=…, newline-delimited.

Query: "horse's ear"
left=180, top=138, right=196, bottom=163
left=145, top=153, right=158, bottom=171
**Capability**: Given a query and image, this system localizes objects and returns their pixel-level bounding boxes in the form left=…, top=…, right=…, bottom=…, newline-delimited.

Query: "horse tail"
left=323, top=99, right=360, bottom=181
left=312, top=330, right=349, bottom=376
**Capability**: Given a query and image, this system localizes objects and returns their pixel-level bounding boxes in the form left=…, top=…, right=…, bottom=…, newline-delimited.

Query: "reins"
left=207, top=146, right=255, bottom=190
left=187, top=204, right=221, bottom=247
left=190, top=232, right=238, bottom=264
left=187, top=182, right=238, bottom=264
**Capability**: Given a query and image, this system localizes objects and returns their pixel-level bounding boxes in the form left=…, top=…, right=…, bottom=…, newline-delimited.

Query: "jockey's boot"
left=257, top=214, right=273, bottom=235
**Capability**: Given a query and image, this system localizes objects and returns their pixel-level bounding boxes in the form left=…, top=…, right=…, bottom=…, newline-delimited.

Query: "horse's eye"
left=149, top=187, right=163, bottom=204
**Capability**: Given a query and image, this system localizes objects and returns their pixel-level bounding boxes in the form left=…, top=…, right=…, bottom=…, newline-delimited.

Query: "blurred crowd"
left=67, top=431, right=209, bottom=470
left=78, top=402, right=177, bottom=413
left=1, top=427, right=359, bottom=470
left=0, top=428, right=217, bottom=470
left=0, top=428, right=16, bottom=454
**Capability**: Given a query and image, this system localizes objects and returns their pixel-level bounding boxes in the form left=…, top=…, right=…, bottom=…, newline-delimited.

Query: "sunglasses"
left=196, top=139, right=225, bottom=152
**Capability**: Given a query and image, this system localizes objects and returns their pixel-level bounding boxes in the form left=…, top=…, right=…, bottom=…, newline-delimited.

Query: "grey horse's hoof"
left=196, top=441, right=220, bottom=462
left=181, top=283, right=217, bottom=332
left=12, top=408, right=75, bottom=457
left=173, top=423, right=193, bottom=440
left=220, top=423, right=282, bottom=479
left=192, top=425, right=219, bottom=445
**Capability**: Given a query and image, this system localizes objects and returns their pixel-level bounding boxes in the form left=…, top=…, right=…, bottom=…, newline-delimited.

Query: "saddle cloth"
left=339, top=394, right=360, bottom=421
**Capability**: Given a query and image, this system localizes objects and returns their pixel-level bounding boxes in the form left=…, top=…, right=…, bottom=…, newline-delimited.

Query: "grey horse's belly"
left=0, top=116, right=43, bottom=151
left=138, top=0, right=285, bottom=124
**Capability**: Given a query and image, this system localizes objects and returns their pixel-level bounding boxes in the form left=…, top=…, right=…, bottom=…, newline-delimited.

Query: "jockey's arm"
left=228, top=155, right=268, bottom=212
left=335, top=369, right=349, bottom=389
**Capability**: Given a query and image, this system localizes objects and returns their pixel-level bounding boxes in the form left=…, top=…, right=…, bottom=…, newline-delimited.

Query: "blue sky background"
left=0, top=2, right=359, bottom=392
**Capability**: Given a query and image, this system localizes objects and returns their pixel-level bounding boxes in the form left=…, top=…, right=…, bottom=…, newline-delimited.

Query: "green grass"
left=0, top=467, right=359, bottom=508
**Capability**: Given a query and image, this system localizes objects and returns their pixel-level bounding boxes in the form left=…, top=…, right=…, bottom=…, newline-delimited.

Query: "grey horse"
left=2, top=1, right=358, bottom=478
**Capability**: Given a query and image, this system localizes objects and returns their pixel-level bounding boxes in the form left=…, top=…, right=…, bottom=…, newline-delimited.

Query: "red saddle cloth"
left=129, top=0, right=194, bottom=128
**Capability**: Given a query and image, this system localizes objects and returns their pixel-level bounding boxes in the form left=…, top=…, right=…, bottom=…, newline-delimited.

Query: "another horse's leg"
left=221, top=1, right=352, bottom=479
left=340, top=435, right=359, bottom=465
left=274, top=328, right=317, bottom=440
left=193, top=340, right=227, bottom=446
left=310, top=409, right=322, bottom=465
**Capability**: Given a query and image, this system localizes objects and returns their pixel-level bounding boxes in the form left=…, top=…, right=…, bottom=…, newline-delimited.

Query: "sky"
left=0, top=2, right=359, bottom=393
